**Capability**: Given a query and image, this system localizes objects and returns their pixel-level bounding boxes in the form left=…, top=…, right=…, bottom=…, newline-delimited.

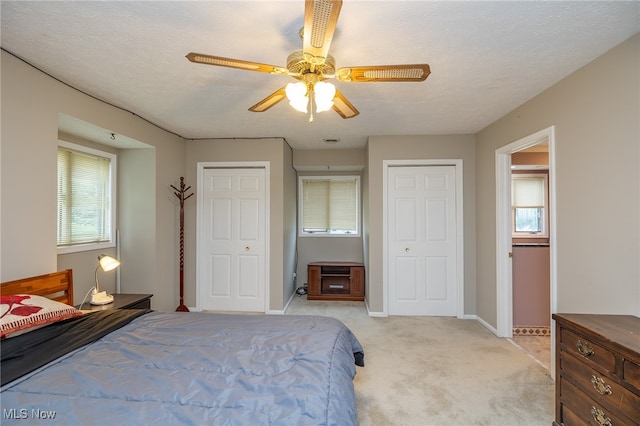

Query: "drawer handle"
left=590, top=406, right=612, bottom=426
left=328, top=285, right=344, bottom=289
left=577, top=339, right=595, bottom=357
left=591, top=375, right=612, bottom=396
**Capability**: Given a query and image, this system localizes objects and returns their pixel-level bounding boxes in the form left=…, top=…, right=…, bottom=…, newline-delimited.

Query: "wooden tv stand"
left=307, top=262, right=364, bottom=301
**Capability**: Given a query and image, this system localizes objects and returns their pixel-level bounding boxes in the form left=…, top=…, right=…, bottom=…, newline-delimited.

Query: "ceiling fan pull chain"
left=308, top=89, right=315, bottom=123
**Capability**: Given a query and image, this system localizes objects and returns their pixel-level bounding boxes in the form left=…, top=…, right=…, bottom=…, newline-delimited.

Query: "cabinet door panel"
left=350, top=267, right=364, bottom=297
left=307, top=266, right=321, bottom=296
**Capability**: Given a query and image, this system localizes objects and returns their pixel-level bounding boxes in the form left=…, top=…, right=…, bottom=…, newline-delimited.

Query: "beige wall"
left=1, top=51, right=185, bottom=311
left=117, top=148, right=158, bottom=298
left=511, top=152, right=548, bottom=166
left=475, top=34, right=640, bottom=325
left=282, top=145, right=298, bottom=304
left=183, top=138, right=296, bottom=312
left=293, top=148, right=365, bottom=171
left=365, top=135, right=477, bottom=314
left=2, top=33, right=638, bottom=320
left=292, top=149, right=366, bottom=290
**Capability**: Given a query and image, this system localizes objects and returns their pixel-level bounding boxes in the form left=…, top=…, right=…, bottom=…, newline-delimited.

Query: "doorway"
left=196, top=162, right=270, bottom=312
left=383, top=159, right=464, bottom=317
left=495, top=126, right=557, bottom=372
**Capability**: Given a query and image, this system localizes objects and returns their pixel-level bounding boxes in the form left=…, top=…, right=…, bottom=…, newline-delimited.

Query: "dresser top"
left=308, top=261, right=364, bottom=267
left=553, top=313, right=640, bottom=354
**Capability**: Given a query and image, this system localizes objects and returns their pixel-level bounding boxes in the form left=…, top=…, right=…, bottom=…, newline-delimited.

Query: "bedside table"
left=77, top=293, right=153, bottom=311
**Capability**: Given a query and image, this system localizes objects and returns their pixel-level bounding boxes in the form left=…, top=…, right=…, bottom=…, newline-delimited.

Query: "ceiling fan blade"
left=332, top=89, right=359, bottom=119
left=335, top=64, right=431, bottom=82
left=248, top=87, right=287, bottom=112
left=186, top=52, right=287, bottom=75
left=303, top=0, right=342, bottom=65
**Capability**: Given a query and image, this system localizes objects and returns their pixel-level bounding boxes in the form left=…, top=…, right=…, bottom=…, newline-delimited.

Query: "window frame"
left=298, top=175, right=361, bottom=237
left=511, top=172, right=548, bottom=239
left=57, top=140, right=117, bottom=254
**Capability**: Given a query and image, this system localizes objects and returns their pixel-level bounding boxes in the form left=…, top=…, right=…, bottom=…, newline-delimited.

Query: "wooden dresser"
left=307, top=262, right=364, bottom=301
left=553, top=313, right=640, bottom=426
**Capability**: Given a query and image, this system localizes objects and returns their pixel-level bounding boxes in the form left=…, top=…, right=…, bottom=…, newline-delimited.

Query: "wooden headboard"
left=1, top=269, right=74, bottom=305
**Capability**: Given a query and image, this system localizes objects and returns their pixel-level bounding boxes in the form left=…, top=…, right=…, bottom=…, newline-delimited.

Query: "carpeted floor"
left=286, top=296, right=555, bottom=425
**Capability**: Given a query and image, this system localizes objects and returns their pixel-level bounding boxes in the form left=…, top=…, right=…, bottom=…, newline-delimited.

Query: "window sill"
left=57, top=241, right=115, bottom=255
left=299, top=233, right=361, bottom=238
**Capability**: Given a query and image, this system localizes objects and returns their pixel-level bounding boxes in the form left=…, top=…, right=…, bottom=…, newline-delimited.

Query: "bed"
left=1, top=270, right=364, bottom=425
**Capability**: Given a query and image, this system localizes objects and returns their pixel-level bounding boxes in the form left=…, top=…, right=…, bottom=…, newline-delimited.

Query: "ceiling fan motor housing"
left=287, top=50, right=335, bottom=80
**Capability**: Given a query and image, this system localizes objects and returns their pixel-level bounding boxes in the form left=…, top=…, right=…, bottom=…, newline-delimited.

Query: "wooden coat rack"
left=171, top=177, right=193, bottom=312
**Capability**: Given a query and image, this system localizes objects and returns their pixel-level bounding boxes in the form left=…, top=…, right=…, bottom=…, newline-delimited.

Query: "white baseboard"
left=365, top=300, right=387, bottom=317
left=271, top=291, right=297, bottom=315
left=474, top=315, right=499, bottom=336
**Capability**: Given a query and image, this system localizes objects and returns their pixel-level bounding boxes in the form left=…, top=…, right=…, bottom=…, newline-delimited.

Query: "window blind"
left=57, top=147, right=112, bottom=246
left=512, top=177, right=544, bottom=207
left=301, top=178, right=357, bottom=233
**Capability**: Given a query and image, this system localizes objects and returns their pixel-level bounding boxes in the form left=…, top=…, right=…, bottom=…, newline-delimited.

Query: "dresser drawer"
left=624, top=359, right=640, bottom=393
left=560, top=378, right=634, bottom=426
left=558, top=403, right=589, bottom=426
left=561, top=351, right=640, bottom=423
left=321, top=277, right=350, bottom=294
left=561, top=328, right=616, bottom=373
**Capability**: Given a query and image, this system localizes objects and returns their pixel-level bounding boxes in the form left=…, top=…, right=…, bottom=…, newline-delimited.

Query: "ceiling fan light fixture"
left=285, top=80, right=336, bottom=116
left=314, top=81, right=336, bottom=112
left=286, top=82, right=309, bottom=113
left=187, top=1, right=429, bottom=120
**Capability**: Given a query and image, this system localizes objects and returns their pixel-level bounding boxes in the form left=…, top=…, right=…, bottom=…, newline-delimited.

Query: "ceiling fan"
left=186, top=0, right=430, bottom=121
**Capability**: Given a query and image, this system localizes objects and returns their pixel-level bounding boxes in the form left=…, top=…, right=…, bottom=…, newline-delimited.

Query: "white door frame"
left=383, top=159, right=464, bottom=317
left=496, top=126, right=556, bottom=338
left=195, top=161, right=270, bottom=312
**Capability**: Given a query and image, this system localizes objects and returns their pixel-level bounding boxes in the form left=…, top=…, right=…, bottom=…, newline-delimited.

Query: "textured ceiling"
left=2, top=1, right=639, bottom=149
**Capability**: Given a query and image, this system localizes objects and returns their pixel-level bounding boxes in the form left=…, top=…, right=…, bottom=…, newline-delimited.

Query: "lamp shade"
left=314, top=82, right=336, bottom=112
left=98, top=254, right=120, bottom=272
left=285, top=82, right=309, bottom=113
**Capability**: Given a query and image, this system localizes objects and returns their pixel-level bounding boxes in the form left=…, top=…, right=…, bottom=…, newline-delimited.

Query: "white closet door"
left=200, top=167, right=266, bottom=312
left=388, top=166, right=457, bottom=316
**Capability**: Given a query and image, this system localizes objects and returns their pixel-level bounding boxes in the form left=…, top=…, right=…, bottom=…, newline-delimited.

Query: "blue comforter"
left=1, top=311, right=364, bottom=425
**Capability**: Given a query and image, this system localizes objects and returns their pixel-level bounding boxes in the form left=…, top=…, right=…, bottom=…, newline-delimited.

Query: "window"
left=57, top=142, right=116, bottom=253
left=511, top=173, right=547, bottom=237
left=299, top=176, right=360, bottom=236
